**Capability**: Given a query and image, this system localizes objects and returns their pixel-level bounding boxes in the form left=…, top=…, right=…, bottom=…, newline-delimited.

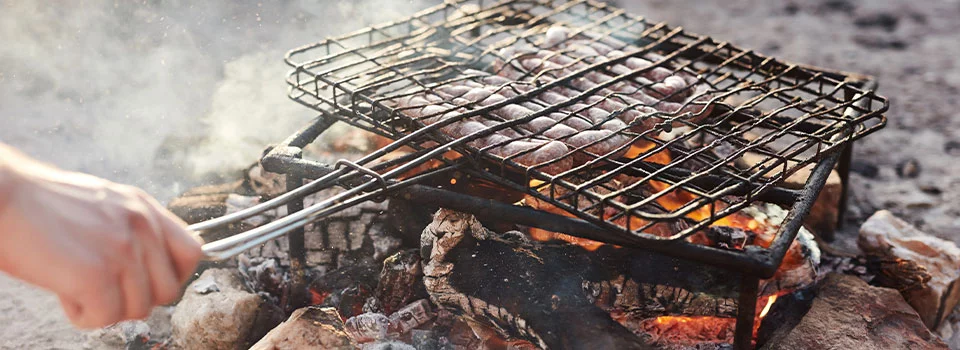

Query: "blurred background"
left=1, top=0, right=958, bottom=348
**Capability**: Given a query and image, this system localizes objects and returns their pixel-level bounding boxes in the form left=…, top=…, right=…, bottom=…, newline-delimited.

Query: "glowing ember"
left=640, top=316, right=736, bottom=345
left=529, top=227, right=606, bottom=251
left=633, top=293, right=782, bottom=346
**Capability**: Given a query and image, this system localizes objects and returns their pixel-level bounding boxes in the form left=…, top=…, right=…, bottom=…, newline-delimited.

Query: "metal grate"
left=284, top=0, right=887, bottom=241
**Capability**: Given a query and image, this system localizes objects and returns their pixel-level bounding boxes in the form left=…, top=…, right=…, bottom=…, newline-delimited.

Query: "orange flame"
left=759, top=295, right=777, bottom=319
left=643, top=293, right=781, bottom=345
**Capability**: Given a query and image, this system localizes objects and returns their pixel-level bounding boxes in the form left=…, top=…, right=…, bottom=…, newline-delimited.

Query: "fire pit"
left=187, top=0, right=888, bottom=348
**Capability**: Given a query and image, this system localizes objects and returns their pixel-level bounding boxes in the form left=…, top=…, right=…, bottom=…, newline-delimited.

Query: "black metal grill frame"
left=284, top=0, right=886, bottom=243
left=250, top=0, right=890, bottom=348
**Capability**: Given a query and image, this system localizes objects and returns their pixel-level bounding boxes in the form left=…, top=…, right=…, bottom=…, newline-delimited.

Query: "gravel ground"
left=1, top=0, right=958, bottom=348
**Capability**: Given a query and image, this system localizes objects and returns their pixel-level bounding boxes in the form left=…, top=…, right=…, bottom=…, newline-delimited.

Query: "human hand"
left=0, top=145, right=203, bottom=329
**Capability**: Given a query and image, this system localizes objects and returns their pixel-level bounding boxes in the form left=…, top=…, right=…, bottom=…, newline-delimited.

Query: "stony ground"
left=0, top=0, right=957, bottom=348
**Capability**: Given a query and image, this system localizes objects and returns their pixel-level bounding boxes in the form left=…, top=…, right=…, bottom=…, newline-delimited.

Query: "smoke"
left=0, top=0, right=435, bottom=201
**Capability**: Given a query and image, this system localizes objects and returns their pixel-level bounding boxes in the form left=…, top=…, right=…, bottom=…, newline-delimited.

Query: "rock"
left=172, top=268, right=264, bottom=350
left=850, top=159, right=879, bottom=178
left=249, top=306, right=355, bottom=350
left=946, top=140, right=960, bottom=156
left=853, top=33, right=908, bottom=50
left=761, top=274, right=948, bottom=350
left=897, top=158, right=922, bottom=178
left=859, top=210, right=960, bottom=330
left=854, top=11, right=900, bottom=32
left=819, top=0, right=855, bottom=13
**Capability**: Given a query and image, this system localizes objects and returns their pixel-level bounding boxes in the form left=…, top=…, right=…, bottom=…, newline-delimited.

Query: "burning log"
left=376, top=249, right=428, bottom=315
left=420, top=206, right=821, bottom=349
left=421, top=209, right=653, bottom=349
left=858, top=210, right=960, bottom=330
left=307, top=265, right=379, bottom=319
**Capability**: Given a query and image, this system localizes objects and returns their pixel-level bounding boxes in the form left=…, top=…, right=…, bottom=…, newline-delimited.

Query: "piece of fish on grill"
left=387, top=25, right=714, bottom=174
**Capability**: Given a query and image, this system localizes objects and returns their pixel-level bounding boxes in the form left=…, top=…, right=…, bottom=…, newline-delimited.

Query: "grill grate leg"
left=285, top=173, right=309, bottom=312
left=835, top=142, right=853, bottom=236
left=734, top=276, right=759, bottom=350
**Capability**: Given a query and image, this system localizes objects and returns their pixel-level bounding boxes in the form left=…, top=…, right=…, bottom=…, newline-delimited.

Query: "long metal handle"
left=193, top=169, right=378, bottom=261
left=192, top=152, right=463, bottom=261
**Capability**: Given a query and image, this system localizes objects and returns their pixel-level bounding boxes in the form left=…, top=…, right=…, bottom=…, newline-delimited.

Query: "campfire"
left=143, top=1, right=938, bottom=349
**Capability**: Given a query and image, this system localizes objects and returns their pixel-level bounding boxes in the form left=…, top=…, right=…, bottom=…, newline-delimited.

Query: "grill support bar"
left=285, top=173, right=309, bottom=311
left=735, top=276, right=760, bottom=350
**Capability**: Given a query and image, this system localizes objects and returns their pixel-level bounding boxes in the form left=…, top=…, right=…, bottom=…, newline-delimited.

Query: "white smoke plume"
left=0, top=0, right=435, bottom=201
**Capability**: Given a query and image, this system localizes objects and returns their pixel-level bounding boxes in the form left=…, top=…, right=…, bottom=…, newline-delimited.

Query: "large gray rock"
left=249, top=306, right=355, bottom=350
left=172, top=268, right=264, bottom=350
left=859, top=210, right=960, bottom=329
left=762, top=274, right=947, bottom=350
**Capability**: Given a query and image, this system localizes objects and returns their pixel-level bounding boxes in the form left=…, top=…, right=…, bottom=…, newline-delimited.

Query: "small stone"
left=897, top=158, right=922, bottom=178
left=854, top=12, right=900, bottom=32
left=250, top=306, right=355, bottom=350
left=761, top=274, right=948, bottom=349
left=853, top=33, right=908, bottom=50
left=945, top=140, right=960, bottom=156
left=850, top=159, right=879, bottom=178
left=784, top=2, right=800, bottom=15
left=859, top=210, right=960, bottom=329
left=820, top=0, right=855, bottom=13
left=919, top=184, right=943, bottom=196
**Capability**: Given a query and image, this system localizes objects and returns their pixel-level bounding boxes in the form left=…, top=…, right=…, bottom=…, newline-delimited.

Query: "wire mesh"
left=284, top=0, right=887, bottom=241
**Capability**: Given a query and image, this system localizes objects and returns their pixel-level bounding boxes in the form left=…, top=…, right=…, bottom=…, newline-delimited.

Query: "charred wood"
left=376, top=249, right=429, bottom=315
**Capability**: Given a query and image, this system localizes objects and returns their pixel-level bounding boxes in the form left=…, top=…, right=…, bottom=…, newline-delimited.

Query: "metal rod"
left=285, top=173, right=309, bottom=311
left=835, top=80, right=877, bottom=232
left=734, top=276, right=759, bottom=350
left=760, top=150, right=839, bottom=276
left=834, top=141, right=853, bottom=234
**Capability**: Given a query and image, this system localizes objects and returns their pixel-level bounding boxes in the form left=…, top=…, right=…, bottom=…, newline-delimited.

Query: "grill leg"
left=285, top=173, right=309, bottom=311
left=734, top=276, right=759, bottom=350
left=834, top=142, right=853, bottom=234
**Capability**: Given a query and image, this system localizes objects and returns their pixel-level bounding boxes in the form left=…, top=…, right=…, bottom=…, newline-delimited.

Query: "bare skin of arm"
left=0, top=143, right=203, bottom=329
